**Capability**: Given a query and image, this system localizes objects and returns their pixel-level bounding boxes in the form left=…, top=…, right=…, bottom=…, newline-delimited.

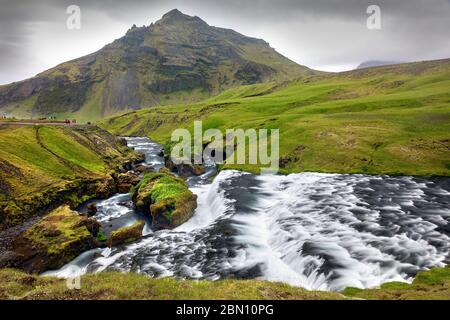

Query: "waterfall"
left=45, top=138, right=450, bottom=292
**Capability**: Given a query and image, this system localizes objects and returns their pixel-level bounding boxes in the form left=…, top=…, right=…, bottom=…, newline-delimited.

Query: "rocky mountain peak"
left=159, top=9, right=204, bottom=24
left=0, top=9, right=311, bottom=120
left=162, top=9, right=185, bottom=19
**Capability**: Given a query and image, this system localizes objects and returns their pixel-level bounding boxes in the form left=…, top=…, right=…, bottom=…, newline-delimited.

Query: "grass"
left=1, top=266, right=449, bottom=300
left=0, top=124, right=141, bottom=229
left=100, top=59, right=450, bottom=176
left=0, top=268, right=344, bottom=300
left=38, top=126, right=106, bottom=173
left=344, top=266, right=450, bottom=300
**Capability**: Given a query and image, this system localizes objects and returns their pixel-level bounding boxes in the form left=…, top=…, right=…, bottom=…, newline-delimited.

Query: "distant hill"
left=101, top=58, right=450, bottom=177
left=0, top=9, right=313, bottom=121
left=356, top=60, right=403, bottom=69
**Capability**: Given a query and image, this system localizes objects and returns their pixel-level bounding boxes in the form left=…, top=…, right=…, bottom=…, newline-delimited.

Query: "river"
left=45, top=137, right=450, bottom=292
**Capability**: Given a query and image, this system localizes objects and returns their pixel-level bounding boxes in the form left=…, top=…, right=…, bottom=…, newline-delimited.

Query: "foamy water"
left=229, top=173, right=450, bottom=291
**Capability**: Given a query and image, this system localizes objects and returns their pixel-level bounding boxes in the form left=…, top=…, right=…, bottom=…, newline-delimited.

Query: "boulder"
left=0, top=250, right=22, bottom=269
left=87, top=203, right=97, bottom=216
left=11, top=205, right=101, bottom=273
left=123, top=161, right=132, bottom=171
left=117, top=172, right=140, bottom=193
left=131, top=172, right=197, bottom=230
left=118, top=137, right=128, bottom=146
left=164, top=158, right=205, bottom=178
left=177, top=163, right=206, bottom=178
left=134, top=151, right=146, bottom=164
left=133, top=164, right=154, bottom=174
left=107, top=221, right=145, bottom=247
left=95, top=177, right=117, bottom=199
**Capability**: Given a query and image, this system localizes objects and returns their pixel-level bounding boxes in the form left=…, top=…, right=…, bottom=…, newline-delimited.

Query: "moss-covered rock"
left=133, top=164, right=154, bottom=174
left=95, top=176, right=118, bottom=199
left=87, top=203, right=97, bottom=216
left=107, top=221, right=145, bottom=247
left=162, top=141, right=206, bottom=178
left=131, top=172, right=197, bottom=229
left=116, top=172, right=140, bottom=193
left=165, top=158, right=206, bottom=178
left=2, top=206, right=100, bottom=274
left=0, top=177, right=115, bottom=231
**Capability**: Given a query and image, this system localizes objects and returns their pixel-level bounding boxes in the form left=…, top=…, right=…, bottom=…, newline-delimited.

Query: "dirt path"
left=0, top=122, right=83, bottom=126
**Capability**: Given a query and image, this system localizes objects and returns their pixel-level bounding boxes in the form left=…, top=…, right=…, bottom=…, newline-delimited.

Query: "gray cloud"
left=0, top=0, right=449, bottom=84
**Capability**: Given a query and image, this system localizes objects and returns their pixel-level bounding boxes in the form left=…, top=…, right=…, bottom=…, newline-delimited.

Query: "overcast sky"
left=0, top=0, right=449, bottom=84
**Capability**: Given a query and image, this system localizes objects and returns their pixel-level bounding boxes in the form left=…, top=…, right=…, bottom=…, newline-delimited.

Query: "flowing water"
left=46, top=137, right=450, bottom=292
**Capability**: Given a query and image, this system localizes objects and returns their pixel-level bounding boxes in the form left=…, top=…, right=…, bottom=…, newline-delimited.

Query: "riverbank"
left=0, top=124, right=143, bottom=231
left=0, top=124, right=145, bottom=272
left=1, top=266, right=449, bottom=300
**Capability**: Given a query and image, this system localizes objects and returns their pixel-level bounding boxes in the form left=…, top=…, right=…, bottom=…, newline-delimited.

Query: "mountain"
left=356, top=60, right=403, bottom=69
left=0, top=9, right=313, bottom=121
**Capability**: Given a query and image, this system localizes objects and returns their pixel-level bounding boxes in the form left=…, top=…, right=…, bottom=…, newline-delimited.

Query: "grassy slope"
left=344, top=266, right=450, bottom=300
left=100, top=59, right=450, bottom=176
left=0, top=266, right=449, bottom=300
left=0, top=268, right=343, bottom=300
left=0, top=124, right=139, bottom=228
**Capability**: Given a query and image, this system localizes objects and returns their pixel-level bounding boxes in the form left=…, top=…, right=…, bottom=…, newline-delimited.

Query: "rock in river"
left=131, top=172, right=197, bottom=229
left=107, top=221, right=145, bottom=247
left=6, top=206, right=101, bottom=273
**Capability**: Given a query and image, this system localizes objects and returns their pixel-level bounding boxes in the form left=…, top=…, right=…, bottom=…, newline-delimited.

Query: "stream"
left=45, top=137, right=450, bottom=292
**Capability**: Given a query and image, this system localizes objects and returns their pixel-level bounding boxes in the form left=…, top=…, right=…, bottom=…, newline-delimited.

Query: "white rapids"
left=229, top=173, right=450, bottom=291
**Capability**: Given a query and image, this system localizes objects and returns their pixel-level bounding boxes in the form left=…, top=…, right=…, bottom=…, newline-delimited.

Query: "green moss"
left=132, top=172, right=188, bottom=204
left=96, top=229, right=107, bottom=242
left=11, top=206, right=100, bottom=273
left=107, top=221, right=145, bottom=247
left=413, top=267, right=450, bottom=286
left=19, top=206, right=91, bottom=254
left=132, top=172, right=197, bottom=228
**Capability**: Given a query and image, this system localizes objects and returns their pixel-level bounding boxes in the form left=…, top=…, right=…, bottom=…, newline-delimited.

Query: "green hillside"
left=0, top=124, right=141, bottom=230
left=0, top=10, right=312, bottom=122
left=101, top=58, right=450, bottom=176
